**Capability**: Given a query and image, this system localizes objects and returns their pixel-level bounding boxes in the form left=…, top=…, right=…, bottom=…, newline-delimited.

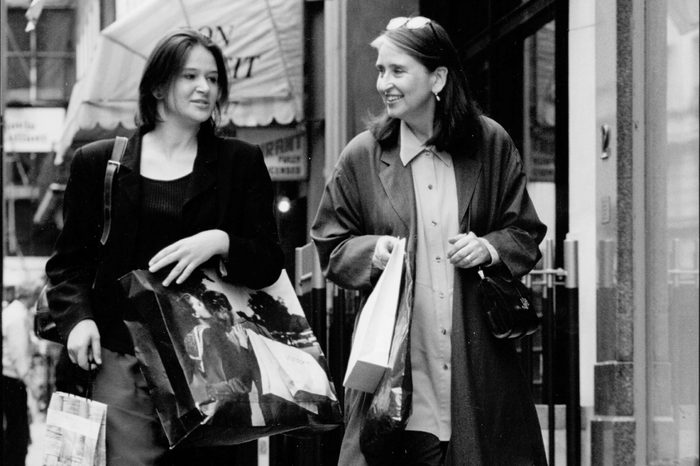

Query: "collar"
left=398, top=121, right=452, bottom=167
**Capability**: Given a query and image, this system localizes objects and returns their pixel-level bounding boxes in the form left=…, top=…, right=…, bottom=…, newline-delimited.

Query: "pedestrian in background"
left=45, top=29, right=283, bottom=465
left=3, top=283, right=39, bottom=466
left=312, top=16, right=548, bottom=466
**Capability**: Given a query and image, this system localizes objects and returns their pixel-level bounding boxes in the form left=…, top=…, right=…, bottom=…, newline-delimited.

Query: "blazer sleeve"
left=311, top=144, right=383, bottom=292
left=45, top=146, right=104, bottom=342
left=222, top=144, right=284, bottom=289
left=481, top=135, right=547, bottom=278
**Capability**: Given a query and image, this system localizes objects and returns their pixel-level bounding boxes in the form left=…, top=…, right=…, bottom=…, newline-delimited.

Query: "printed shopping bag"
left=42, top=391, right=107, bottom=466
left=343, top=237, right=406, bottom=393
left=119, top=268, right=342, bottom=448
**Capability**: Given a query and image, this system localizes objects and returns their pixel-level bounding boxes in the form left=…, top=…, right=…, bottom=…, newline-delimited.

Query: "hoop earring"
left=433, top=91, right=441, bottom=102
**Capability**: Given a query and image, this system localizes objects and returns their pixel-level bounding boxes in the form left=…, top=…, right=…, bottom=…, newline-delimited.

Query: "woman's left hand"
left=447, top=232, right=492, bottom=269
left=149, top=229, right=229, bottom=286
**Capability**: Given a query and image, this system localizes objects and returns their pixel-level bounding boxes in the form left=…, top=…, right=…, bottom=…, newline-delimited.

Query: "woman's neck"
left=147, top=124, right=199, bottom=160
left=404, top=120, right=433, bottom=144
left=403, top=110, right=435, bottom=144
left=140, top=124, right=199, bottom=180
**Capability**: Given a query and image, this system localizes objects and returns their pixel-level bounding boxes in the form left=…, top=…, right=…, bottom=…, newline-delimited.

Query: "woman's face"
left=187, top=295, right=212, bottom=319
left=375, top=39, right=436, bottom=130
left=159, top=44, right=220, bottom=127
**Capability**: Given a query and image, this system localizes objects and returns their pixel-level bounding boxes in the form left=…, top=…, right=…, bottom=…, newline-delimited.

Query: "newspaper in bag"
left=42, top=391, right=107, bottom=466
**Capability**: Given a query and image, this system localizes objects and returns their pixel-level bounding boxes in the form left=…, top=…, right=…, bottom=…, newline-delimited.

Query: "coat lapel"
left=184, top=132, right=217, bottom=209
left=105, top=135, right=141, bottom=255
left=453, top=150, right=482, bottom=230
left=116, top=135, right=142, bottom=210
left=378, top=146, right=414, bottom=231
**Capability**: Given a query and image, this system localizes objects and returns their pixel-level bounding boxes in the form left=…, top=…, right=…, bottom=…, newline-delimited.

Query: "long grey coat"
left=311, top=116, right=548, bottom=465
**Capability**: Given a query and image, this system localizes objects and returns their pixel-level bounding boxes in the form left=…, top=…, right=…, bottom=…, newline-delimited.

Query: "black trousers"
left=365, top=430, right=448, bottom=466
left=2, top=375, right=30, bottom=466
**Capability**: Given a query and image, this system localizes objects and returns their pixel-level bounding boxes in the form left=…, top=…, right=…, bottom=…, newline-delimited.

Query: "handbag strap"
left=99, top=136, right=128, bottom=246
left=465, top=206, right=484, bottom=278
left=466, top=208, right=487, bottom=280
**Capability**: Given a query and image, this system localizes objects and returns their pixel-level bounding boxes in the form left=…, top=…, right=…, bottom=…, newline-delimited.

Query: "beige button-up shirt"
left=400, top=122, right=458, bottom=440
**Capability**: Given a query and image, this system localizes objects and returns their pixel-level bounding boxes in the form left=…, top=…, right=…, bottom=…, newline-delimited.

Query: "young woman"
left=45, top=29, right=283, bottom=464
left=312, top=17, right=548, bottom=466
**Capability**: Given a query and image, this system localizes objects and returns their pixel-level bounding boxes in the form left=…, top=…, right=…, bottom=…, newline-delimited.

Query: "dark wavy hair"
left=137, top=29, right=229, bottom=132
left=368, top=18, right=481, bottom=154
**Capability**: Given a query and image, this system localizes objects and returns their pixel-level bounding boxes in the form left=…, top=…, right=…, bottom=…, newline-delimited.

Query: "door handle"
left=601, top=124, right=611, bottom=159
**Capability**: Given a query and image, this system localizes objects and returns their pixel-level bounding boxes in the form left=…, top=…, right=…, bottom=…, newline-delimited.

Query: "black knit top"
left=133, top=174, right=191, bottom=269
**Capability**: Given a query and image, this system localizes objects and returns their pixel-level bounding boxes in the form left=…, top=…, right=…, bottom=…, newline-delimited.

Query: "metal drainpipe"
left=564, top=236, right=580, bottom=465
left=542, top=237, right=556, bottom=465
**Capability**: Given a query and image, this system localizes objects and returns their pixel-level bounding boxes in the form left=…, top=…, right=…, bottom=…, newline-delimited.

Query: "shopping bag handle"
left=85, top=366, right=95, bottom=400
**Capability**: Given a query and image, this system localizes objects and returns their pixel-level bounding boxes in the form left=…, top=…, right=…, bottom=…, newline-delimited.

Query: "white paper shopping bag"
left=343, top=237, right=406, bottom=393
left=42, top=391, right=107, bottom=466
left=246, top=329, right=337, bottom=415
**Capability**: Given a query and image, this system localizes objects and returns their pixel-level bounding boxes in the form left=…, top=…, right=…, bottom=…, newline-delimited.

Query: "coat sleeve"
left=223, top=145, right=285, bottom=289
left=311, top=148, right=383, bottom=292
left=45, top=146, right=104, bottom=342
left=481, top=136, right=547, bottom=278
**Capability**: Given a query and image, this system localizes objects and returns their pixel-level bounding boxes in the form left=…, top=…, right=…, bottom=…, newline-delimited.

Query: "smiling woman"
left=44, top=29, right=284, bottom=465
left=374, top=37, right=442, bottom=140
left=139, top=44, right=223, bottom=181
left=161, top=45, right=220, bottom=122
left=312, top=16, right=547, bottom=466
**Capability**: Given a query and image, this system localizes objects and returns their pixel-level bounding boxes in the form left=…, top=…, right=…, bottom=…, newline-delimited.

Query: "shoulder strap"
left=99, top=136, right=128, bottom=246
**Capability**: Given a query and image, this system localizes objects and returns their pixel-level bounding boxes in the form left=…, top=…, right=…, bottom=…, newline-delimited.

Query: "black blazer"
left=46, top=128, right=284, bottom=354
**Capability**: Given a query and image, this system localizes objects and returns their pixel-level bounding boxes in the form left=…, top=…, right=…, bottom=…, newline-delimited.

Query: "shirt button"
left=427, top=184, right=433, bottom=190
left=439, top=292, right=445, bottom=299
left=443, top=364, right=449, bottom=371
left=441, top=328, right=447, bottom=335
left=431, top=220, right=438, bottom=226
left=435, top=256, right=441, bottom=263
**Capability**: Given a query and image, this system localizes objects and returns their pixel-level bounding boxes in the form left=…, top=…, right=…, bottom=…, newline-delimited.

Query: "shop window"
left=6, top=8, right=75, bottom=105
left=646, top=1, right=699, bottom=462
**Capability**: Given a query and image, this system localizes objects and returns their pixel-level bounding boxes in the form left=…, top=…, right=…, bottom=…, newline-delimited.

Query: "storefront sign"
left=3, top=107, right=65, bottom=153
left=259, top=131, right=308, bottom=181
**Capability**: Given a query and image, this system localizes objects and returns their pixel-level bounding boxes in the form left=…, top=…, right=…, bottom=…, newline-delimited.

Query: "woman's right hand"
left=148, top=229, right=229, bottom=287
left=66, top=319, right=102, bottom=371
left=371, top=236, right=399, bottom=270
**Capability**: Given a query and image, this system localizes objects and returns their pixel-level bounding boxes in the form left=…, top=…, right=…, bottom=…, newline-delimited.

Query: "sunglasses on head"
left=386, top=16, right=432, bottom=30
left=386, top=16, right=438, bottom=41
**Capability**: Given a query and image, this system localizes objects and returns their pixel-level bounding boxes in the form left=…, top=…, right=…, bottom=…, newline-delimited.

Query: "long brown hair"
left=369, top=18, right=481, bottom=154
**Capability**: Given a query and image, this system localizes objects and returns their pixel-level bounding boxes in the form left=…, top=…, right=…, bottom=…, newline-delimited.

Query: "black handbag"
left=35, top=137, right=129, bottom=343
left=477, top=269, right=540, bottom=339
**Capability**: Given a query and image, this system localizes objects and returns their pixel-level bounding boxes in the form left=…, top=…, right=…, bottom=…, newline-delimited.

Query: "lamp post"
left=1, top=0, right=7, bottom=264
left=1, top=0, right=8, bottom=460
